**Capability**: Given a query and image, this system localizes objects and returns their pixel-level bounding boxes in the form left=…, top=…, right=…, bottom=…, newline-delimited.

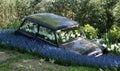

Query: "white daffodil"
left=71, top=34, right=75, bottom=38
left=26, top=29, right=30, bottom=32
left=111, top=44, right=115, bottom=50
left=61, top=32, right=65, bottom=37
left=102, top=43, right=107, bottom=47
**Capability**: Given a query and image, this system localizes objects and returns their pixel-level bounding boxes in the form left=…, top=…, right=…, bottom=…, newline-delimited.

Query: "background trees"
left=47, top=0, right=120, bottom=37
left=0, top=0, right=120, bottom=42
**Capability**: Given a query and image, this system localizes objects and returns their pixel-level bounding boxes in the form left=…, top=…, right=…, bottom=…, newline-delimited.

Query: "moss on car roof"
left=28, top=13, right=79, bottom=30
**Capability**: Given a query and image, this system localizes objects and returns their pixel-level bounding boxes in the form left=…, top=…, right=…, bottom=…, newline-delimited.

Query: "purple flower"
left=0, top=29, right=120, bottom=67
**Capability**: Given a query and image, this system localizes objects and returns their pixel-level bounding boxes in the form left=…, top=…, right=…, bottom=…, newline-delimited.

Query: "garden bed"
left=0, top=29, right=120, bottom=67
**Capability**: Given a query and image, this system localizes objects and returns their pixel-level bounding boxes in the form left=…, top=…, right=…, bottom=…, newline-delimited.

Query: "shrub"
left=15, top=0, right=42, bottom=20
left=0, top=0, right=17, bottom=29
left=115, top=2, right=120, bottom=26
left=46, top=0, right=79, bottom=19
left=81, top=24, right=98, bottom=39
left=103, top=25, right=120, bottom=43
left=0, top=0, right=45, bottom=29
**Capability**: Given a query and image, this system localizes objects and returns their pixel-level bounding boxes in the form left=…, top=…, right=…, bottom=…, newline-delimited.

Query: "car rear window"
left=20, top=20, right=38, bottom=34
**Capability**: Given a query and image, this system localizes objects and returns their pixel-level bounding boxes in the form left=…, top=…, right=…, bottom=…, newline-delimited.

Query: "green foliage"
left=46, top=0, right=80, bottom=19
left=0, top=0, right=17, bottom=29
left=16, top=0, right=42, bottom=20
left=103, top=25, right=120, bottom=43
left=0, top=0, right=120, bottom=41
left=6, top=19, right=20, bottom=29
left=81, top=24, right=98, bottom=39
left=115, top=1, right=120, bottom=26
left=47, top=0, right=119, bottom=37
left=45, top=0, right=77, bottom=24
left=0, top=0, right=46, bottom=29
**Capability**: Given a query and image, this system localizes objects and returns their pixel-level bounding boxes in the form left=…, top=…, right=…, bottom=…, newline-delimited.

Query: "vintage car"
left=15, top=13, right=107, bottom=56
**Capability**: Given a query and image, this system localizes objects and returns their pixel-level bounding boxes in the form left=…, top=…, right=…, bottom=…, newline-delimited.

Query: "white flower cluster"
left=96, top=39, right=120, bottom=53
left=20, top=23, right=38, bottom=34
left=57, top=30, right=80, bottom=43
left=108, top=44, right=120, bottom=52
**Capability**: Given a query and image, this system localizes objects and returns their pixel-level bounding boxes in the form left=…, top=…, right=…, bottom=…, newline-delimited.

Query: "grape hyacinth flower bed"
left=0, top=29, right=120, bottom=67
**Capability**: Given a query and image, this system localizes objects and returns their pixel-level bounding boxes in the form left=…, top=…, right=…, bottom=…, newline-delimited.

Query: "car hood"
left=61, top=37, right=103, bottom=56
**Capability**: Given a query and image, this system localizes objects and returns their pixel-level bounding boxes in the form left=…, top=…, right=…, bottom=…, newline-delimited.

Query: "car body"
left=15, top=13, right=107, bottom=56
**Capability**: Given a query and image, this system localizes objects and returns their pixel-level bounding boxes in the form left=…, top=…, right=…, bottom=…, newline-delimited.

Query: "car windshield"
left=56, top=26, right=81, bottom=44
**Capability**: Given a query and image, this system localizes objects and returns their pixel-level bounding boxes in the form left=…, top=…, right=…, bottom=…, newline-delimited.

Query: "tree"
left=47, top=0, right=118, bottom=37
left=16, top=0, right=42, bottom=20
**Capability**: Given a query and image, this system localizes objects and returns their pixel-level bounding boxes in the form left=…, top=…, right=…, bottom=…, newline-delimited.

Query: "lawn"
left=0, top=45, right=101, bottom=71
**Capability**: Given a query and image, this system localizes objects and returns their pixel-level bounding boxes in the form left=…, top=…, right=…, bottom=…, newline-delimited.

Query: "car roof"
left=26, top=13, right=79, bottom=31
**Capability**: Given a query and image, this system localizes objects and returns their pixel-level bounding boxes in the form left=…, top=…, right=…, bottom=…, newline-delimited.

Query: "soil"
left=0, top=51, right=14, bottom=62
left=0, top=48, right=66, bottom=71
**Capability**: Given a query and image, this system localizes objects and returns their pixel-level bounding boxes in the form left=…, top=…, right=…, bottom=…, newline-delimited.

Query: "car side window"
left=38, top=26, right=56, bottom=44
left=56, top=28, right=81, bottom=44
left=20, top=20, right=38, bottom=34
left=56, top=30, right=73, bottom=44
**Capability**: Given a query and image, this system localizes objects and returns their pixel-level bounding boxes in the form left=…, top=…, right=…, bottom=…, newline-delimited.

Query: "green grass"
left=0, top=44, right=100, bottom=71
